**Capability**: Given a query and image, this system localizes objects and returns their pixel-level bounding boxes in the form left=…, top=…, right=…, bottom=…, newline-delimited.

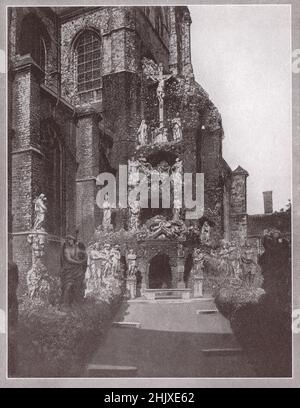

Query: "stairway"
left=87, top=297, right=255, bottom=377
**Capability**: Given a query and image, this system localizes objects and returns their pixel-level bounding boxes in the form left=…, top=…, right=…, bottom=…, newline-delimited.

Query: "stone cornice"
left=13, top=55, right=45, bottom=80
left=76, top=105, right=102, bottom=121
left=11, top=146, right=45, bottom=158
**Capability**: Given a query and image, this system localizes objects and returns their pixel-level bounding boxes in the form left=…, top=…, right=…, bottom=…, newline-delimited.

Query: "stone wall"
left=60, top=7, right=140, bottom=106
left=8, top=7, right=78, bottom=290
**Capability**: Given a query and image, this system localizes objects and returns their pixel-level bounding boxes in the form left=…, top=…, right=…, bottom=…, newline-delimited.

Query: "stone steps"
left=202, top=348, right=243, bottom=357
left=155, top=295, right=182, bottom=300
left=87, top=364, right=138, bottom=377
left=112, top=321, right=141, bottom=329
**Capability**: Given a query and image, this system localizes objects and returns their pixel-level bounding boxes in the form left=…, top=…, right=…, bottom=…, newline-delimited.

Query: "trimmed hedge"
left=15, top=294, right=122, bottom=378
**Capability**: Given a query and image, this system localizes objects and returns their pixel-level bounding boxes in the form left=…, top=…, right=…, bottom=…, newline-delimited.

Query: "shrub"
left=15, top=281, right=123, bottom=378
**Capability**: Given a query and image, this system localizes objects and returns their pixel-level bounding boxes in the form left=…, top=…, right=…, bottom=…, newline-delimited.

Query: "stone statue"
left=172, top=158, right=182, bottom=179
left=60, top=236, right=87, bottom=307
left=102, top=193, right=112, bottom=231
left=172, top=117, right=182, bottom=141
left=137, top=119, right=148, bottom=145
left=200, top=221, right=211, bottom=245
left=127, top=249, right=137, bottom=277
left=177, top=243, right=185, bottom=258
left=111, top=245, right=121, bottom=277
left=156, top=65, right=173, bottom=105
left=86, top=243, right=102, bottom=292
left=101, top=243, right=112, bottom=277
left=172, top=158, right=183, bottom=220
left=129, top=198, right=140, bottom=231
left=33, top=194, right=47, bottom=231
left=192, top=248, right=205, bottom=277
left=154, top=127, right=168, bottom=144
left=128, top=157, right=140, bottom=186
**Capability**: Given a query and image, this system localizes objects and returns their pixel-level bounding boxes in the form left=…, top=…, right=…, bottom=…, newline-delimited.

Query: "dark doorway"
left=184, top=253, right=193, bottom=288
left=148, top=254, right=172, bottom=289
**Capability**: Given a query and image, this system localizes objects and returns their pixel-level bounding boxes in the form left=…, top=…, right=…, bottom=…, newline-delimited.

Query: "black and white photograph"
left=0, top=0, right=300, bottom=389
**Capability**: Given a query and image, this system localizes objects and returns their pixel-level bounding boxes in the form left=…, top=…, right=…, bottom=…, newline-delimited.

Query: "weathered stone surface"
left=8, top=6, right=251, bottom=295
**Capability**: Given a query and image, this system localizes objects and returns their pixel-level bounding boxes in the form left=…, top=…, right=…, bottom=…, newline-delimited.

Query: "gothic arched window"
left=76, top=30, right=101, bottom=93
left=19, top=14, right=47, bottom=71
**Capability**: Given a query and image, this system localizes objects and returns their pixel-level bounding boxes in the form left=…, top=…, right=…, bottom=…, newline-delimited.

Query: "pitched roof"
left=232, top=166, right=249, bottom=176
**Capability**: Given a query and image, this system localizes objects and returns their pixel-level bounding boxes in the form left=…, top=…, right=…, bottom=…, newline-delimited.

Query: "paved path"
left=88, top=298, right=256, bottom=377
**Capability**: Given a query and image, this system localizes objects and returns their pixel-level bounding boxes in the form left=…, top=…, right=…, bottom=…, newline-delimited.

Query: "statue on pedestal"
left=127, top=249, right=137, bottom=277
left=172, top=159, right=183, bottom=220
left=101, top=243, right=112, bottom=277
left=111, top=245, right=121, bottom=277
left=137, top=119, right=148, bottom=145
left=200, top=221, right=211, bottom=245
left=87, top=243, right=102, bottom=292
left=27, top=195, right=59, bottom=304
left=172, top=117, right=182, bottom=141
left=33, top=194, right=47, bottom=231
left=102, top=193, right=112, bottom=231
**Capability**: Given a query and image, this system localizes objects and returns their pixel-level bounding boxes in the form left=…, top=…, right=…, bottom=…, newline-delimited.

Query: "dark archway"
left=148, top=253, right=172, bottom=289
left=19, top=13, right=50, bottom=71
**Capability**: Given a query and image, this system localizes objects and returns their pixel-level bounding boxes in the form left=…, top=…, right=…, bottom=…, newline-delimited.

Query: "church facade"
left=8, top=6, right=248, bottom=292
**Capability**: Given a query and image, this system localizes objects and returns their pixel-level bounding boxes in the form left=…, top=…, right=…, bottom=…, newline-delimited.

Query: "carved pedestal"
left=126, top=276, right=137, bottom=300
left=193, top=276, right=204, bottom=298
left=26, top=231, right=57, bottom=304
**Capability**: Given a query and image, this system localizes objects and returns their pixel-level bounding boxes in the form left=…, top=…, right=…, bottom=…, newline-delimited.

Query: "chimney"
left=263, top=191, right=273, bottom=214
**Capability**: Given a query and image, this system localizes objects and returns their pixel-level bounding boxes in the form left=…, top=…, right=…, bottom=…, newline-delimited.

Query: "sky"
left=189, top=5, right=291, bottom=214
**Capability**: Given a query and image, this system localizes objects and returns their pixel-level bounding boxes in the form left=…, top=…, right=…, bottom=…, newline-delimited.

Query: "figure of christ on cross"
left=149, top=63, right=173, bottom=127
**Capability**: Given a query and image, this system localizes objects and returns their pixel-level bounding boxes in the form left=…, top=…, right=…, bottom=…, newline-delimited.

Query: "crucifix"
left=151, top=63, right=173, bottom=127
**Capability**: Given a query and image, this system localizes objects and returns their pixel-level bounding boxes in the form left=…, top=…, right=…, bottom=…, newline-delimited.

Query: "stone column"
left=181, top=8, right=193, bottom=77
left=191, top=248, right=205, bottom=298
left=137, top=260, right=147, bottom=296
left=11, top=56, right=46, bottom=291
left=76, top=106, right=102, bottom=242
left=176, top=261, right=185, bottom=285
